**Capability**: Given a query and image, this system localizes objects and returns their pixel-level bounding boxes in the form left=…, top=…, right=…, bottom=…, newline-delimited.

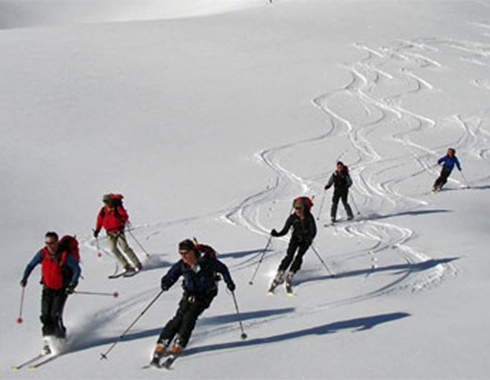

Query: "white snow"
left=1, top=0, right=490, bottom=379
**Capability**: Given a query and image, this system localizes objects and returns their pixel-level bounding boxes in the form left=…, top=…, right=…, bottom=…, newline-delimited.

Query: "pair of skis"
left=11, top=352, right=59, bottom=370
left=148, top=351, right=181, bottom=370
left=108, top=269, right=140, bottom=279
left=268, top=279, right=294, bottom=296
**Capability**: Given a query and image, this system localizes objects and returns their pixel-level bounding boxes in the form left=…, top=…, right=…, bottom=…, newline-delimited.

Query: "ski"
left=27, top=354, right=60, bottom=369
left=108, top=272, right=126, bottom=279
left=324, top=218, right=355, bottom=228
left=123, top=270, right=140, bottom=278
left=108, top=269, right=140, bottom=279
left=11, top=353, right=46, bottom=371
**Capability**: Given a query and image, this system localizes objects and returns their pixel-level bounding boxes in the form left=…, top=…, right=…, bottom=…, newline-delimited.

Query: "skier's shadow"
left=186, top=312, right=411, bottom=356
left=219, top=248, right=273, bottom=260
left=356, top=208, right=451, bottom=222
left=198, top=307, right=295, bottom=326
left=296, top=257, right=459, bottom=285
left=68, top=308, right=295, bottom=354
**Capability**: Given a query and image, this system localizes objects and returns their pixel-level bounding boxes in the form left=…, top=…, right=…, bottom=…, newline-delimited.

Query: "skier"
left=324, top=161, right=354, bottom=223
left=93, top=194, right=142, bottom=275
left=269, top=197, right=317, bottom=292
left=151, top=239, right=236, bottom=367
left=20, top=232, right=81, bottom=354
left=433, top=148, right=462, bottom=192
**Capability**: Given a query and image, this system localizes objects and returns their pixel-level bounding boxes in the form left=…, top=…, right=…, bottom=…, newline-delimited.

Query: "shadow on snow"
left=68, top=307, right=295, bottom=354
left=186, top=312, right=411, bottom=356
left=296, top=257, right=459, bottom=285
left=354, top=208, right=452, bottom=223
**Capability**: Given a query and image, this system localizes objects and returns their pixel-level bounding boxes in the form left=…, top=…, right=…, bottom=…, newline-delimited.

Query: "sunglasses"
left=45, top=241, right=58, bottom=246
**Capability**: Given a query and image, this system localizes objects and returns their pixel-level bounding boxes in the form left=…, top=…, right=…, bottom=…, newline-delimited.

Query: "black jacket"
left=273, top=213, right=316, bottom=244
left=325, top=170, right=352, bottom=192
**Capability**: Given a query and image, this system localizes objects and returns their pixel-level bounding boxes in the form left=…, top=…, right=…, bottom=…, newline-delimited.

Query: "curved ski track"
left=80, top=25, right=490, bottom=347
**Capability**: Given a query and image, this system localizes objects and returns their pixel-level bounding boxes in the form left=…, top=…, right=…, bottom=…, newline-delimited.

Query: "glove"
left=270, top=229, right=279, bottom=237
left=161, top=280, right=170, bottom=292
left=93, top=229, right=100, bottom=238
left=66, top=283, right=76, bottom=295
left=20, top=279, right=27, bottom=287
left=324, top=185, right=331, bottom=191
left=227, top=282, right=236, bottom=292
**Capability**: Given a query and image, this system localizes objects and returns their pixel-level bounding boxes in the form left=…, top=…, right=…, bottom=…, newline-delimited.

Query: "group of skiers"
left=19, top=148, right=463, bottom=366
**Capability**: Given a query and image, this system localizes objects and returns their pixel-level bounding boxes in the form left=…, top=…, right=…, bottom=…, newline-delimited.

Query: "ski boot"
left=150, top=340, right=169, bottom=368
left=285, top=272, right=294, bottom=296
left=41, top=338, right=52, bottom=355
left=161, top=339, right=183, bottom=369
left=268, top=270, right=285, bottom=294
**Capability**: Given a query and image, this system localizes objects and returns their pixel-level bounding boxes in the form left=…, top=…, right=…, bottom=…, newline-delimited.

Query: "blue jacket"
left=161, top=254, right=234, bottom=297
left=438, top=155, right=461, bottom=173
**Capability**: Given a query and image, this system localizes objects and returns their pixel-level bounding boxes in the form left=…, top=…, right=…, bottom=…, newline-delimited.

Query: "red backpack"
left=196, top=244, right=217, bottom=260
left=59, top=235, right=80, bottom=263
left=100, top=194, right=125, bottom=218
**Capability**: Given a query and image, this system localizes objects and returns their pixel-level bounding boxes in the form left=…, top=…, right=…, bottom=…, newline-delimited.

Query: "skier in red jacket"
left=21, top=232, right=81, bottom=354
left=94, top=194, right=142, bottom=275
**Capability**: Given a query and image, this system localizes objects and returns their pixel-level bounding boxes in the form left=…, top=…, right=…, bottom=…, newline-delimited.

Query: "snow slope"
left=1, top=1, right=490, bottom=379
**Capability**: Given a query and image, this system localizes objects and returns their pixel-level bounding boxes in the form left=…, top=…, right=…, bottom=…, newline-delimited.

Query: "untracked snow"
left=1, top=1, right=490, bottom=379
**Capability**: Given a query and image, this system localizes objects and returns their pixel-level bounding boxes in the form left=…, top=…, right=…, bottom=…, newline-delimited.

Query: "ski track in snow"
left=78, top=25, right=490, bottom=352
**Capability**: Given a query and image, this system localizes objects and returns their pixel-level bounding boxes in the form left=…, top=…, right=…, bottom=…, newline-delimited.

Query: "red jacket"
left=96, top=206, right=129, bottom=234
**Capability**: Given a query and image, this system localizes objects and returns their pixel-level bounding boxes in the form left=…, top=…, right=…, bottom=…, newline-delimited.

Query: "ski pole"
left=95, top=235, right=103, bottom=258
left=74, top=290, right=119, bottom=298
left=248, top=235, right=273, bottom=285
left=230, top=291, right=248, bottom=340
left=459, top=170, right=471, bottom=189
left=17, top=287, right=25, bottom=324
left=316, top=192, right=326, bottom=221
left=310, top=245, right=335, bottom=278
left=349, top=192, right=361, bottom=215
left=100, top=290, right=164, bottom=360
left=126, top=228, right=150, bottom=258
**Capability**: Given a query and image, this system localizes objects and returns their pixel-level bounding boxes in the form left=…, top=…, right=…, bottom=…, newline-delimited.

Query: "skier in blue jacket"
left=433, top=148, right=462, bottom=191
left=151, top=239, right=235, bottom=366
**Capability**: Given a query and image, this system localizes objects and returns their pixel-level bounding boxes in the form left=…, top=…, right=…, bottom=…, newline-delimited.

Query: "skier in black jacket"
left=324, top=161, right=353, bottom=223
left=269, top=197, right=317, bottom=291
left=151, top=239, right=235, bottom=367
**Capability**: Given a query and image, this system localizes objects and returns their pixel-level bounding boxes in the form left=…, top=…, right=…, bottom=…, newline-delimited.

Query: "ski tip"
left=267, top=291, right=274, bottom=296
left=27, top=365, right=36, bottom=370
left=286, top=292, right=294, bottom=297
left=11, top=366, right=19, bottom=371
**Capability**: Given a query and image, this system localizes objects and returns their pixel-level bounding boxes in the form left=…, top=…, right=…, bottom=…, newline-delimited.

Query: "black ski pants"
left=158, top=292, right=215, bottom=348
left=278, top=238, right=311, bottom=274
left=331, top=190, right=353, bottom=219
left=41, top=287, right=68, bottom=338
left=434, top=168, right=451, bottom=189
